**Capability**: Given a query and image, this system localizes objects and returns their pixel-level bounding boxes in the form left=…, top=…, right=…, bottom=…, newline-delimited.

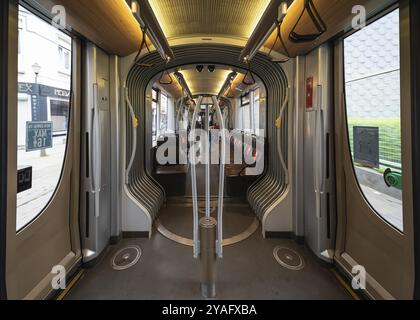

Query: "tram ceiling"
left=258, top=0, right=398, bottom=59
left=31, top=0, right=397, bottom=61
left=33, top=0, right=143, bottom=56
left=147, top=0, right=398, bottom=60
left=177, top=68, right=233, bottom=97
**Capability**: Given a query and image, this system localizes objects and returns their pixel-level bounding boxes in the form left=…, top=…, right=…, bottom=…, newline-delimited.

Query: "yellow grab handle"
left=133, top=117, right=139, bottom=129
left=275, top=117, right=281, bottom=129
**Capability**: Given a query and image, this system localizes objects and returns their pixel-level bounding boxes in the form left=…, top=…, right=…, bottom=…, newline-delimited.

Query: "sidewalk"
left=16, top=137, right=67, bottom=231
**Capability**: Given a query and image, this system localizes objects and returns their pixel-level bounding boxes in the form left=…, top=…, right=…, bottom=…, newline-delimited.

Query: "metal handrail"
left=212, top=96, right=226, bottom=258
left=190, top=96, right=204, bottom=258
left=91, top=83, right=101, bottom=218
left=277, top=87, right=290, bottom=185
left=125, top=87, right=138, bottom=184
left=205, top=103, right=211, bottom=219
left=314, top=84, right=325, bottom=219
left=175, top=96, right=185, bottom=133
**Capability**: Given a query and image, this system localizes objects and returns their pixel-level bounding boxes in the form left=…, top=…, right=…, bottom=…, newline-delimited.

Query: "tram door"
left=334, top=5, right=415, bottom=299
left=5, top=3, right=81, bottom=299
left=80, top=43, right=112, bottom=262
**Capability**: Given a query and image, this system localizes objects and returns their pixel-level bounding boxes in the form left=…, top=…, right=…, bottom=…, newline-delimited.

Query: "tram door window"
left=343, top=9, right=403, bottom=231
left=16, top=6, right=72, bottom=231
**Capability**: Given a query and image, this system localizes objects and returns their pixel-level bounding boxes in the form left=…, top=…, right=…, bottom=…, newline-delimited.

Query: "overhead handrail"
left=159, top=63, right=174, bottom=85
left=242, top=61, right=257, bottom=86
left=267, top=24, right=290, bottom=63
left=190, top=96, right=204, bottom=258
left=125, top=86, right=139, bottom=184
left=289, top=0, right=327, bottom=43
left=132, top=25, right=157, bottom=68
left=212, top=96, right=226, bottom=258
left=276, top=87, right=290, bottom=185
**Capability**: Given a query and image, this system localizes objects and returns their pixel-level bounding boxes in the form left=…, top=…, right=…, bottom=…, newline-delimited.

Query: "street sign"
left=26, top=121, right=53, bottom=152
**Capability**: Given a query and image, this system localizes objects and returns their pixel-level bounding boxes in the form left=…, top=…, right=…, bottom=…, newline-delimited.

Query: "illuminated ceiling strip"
left=180, top=69, right=232, bottom=97
left=218, top=72, right=238, bottom=99
left=240, top=0, right=291, bottom=63
left=148, top=0, right=272, bottom=40
left=174, top=71, right=194, bottom=100
left=214, top=70, right=233, bottom=97
left=127, top=0, right=175, bottom=61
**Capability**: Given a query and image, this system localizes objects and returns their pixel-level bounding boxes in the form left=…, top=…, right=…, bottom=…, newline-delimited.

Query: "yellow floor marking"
left=56, top=269, right=84, bottom=301
left=331, top=268, right=361, bottom=300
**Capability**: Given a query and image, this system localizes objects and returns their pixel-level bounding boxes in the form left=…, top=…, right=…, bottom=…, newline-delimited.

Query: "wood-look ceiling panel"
left=148, top=0, right=270, bottom=40
left=34, top=0, right=143, bottom=56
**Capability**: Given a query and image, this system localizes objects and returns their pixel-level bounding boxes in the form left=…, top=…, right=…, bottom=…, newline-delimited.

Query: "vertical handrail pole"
left=205, top=103, right=211, bottom=218
left=176, top=96, right=185, bottom=133
left=125, top=87, right=138, bottom=184
left=191, top=96, right=204, bottom=258
left=199, top=216, right=217, bottom=298
left=212, top=96, right=226, bottom=258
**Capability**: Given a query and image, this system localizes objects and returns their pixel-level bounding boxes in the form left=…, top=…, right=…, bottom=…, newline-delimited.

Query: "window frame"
left=240, top=88, right=262, bottom=134
left=16, top=4, right=74, bottom=232
left=341, top=6, right=404, bottom=233
left=48, top=97, right=70, bottom=135
left=58, top=45, right=71, bottom=74
left=152, top=87, right=159, bottom=147
left=241, top=92, right=250, bottom=107
left=159, top=91, right=169, bottom=134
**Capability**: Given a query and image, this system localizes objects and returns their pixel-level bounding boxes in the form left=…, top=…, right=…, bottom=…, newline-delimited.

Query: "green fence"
left=348, top=118, right=402, bottom=169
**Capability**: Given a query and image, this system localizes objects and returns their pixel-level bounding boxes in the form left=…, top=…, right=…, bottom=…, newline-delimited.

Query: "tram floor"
left=66, top=206, right=351, bottom=300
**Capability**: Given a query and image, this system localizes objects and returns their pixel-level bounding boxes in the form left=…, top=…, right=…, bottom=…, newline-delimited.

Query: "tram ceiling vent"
left=111, top=246, right=142, bottom=271
left=273, top=246, right=305, bottom=271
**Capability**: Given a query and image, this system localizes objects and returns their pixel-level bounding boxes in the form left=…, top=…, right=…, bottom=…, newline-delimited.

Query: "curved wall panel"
left=125, top=45, right=289, bottom=224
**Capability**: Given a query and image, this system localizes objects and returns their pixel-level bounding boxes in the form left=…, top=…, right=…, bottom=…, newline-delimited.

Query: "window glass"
left=344, top=9, right=403, bottom=231
left=241, top=92, right=250, bottom=106
left=152, top=88, right=158, bottom=146
left=58, top=46, right=71, bottom=72
left=253, top=88, right=260, bottom=135
left=243, top=103, right=251, bottom=132
left=16, top=6, right=72, bottom=231
left=160, top=92, right=168, bottom=133
left=50, top=99, right=69, bottom=133
left=152, top=88, right=158, bottom=101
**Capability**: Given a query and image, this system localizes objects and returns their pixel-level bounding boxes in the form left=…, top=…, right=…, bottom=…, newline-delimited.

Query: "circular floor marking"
left=273, top=246, right=305, bottom=271
left=111, top=246, right=142, bottom=271
left=156, top=218, right=260, bottom=247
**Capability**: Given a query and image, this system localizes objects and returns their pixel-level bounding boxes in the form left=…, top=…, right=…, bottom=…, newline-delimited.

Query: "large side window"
left=152, top=88, right=159, bottom=147
left=253, top=87, right=260, bottom=135
left=241, top=92, right=251, bottom=132
left=344, top=9, right=403, bottom=231
left=160, top=92, right=168, bottom=134
left=16, top=6, right=72, bottom=231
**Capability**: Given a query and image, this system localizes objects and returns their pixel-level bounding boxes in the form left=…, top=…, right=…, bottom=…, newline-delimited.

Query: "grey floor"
left=66, top=203, right=350, bottom=300
left=158, top=202, right=255, bottom=239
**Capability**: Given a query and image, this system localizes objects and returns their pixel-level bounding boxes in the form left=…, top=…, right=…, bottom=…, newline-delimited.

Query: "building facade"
left=17, top=6, right=71, bottom=147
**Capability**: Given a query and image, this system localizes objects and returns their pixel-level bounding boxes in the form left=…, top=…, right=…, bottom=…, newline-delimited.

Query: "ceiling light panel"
left=148, top=0, right=271, bottom=40
left=181, top=68, right=232, bottom=96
